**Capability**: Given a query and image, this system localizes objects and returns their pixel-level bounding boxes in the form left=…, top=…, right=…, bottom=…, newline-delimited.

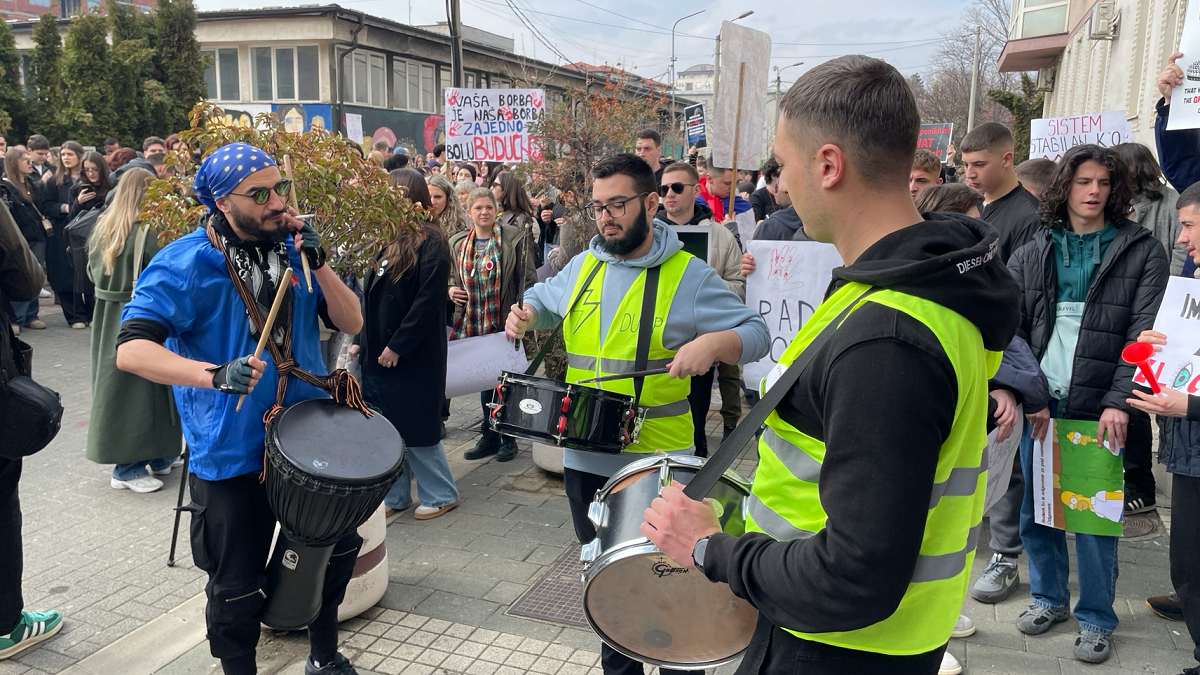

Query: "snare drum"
left=261, top=398, right=405, bottom=630
left=489, top=372, right=644, bottom=454
left=581, top=455, right=758, bottom=669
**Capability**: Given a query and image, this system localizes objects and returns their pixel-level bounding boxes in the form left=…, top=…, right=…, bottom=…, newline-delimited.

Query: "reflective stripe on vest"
left=563, top=251, right=694, bottom=453
left=747, top=281, right=1001, bottom=656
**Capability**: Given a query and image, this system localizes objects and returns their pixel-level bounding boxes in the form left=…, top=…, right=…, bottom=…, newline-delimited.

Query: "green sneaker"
left=0, top=609, right=64, bottom=660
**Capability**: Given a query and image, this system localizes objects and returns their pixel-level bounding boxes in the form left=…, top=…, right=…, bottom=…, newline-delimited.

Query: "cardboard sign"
left=1134, top=276, right=1200, bottom=392
left=1032, top=419, right=1124, bottom=536
left=445, top=332, right=528, bottom=399
left=1168, top=5, right=1200, bottom=130
left=685, top=103, right=707, bottom=149
left=713, top=21, right=771, bottom=170
left=1029, top=111, right=1132, bottom=160
left=443, top=88, right=545, bottom=162
left=743, top=240, right=841, bottom=388
left=918, top=124, right=954, bottom=161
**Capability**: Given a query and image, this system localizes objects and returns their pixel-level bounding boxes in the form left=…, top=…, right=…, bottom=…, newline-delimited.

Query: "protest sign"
left=1134, top=276, right=1200, bottom=392
left=713, top=21, right=771, bottom=171
left=743, top=240, right=841, bottom=388
left=445, top=332, right=528, bottom=399
left=1168, top=7, right=1200, bottom=130
left=1029, top=111, right=1131, bottom=160
left=685, top=103, right=708, bottom=149
left=984, top=419, right=1022, bottom=515
left=1032, top=419, right=1124, bottom=536
left=918, top=124, right=954, bottom=161
left=443, top=88, right=545, bottom=162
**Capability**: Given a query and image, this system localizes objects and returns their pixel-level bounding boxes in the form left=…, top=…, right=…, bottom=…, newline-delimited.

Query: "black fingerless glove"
left=207, top=356, right=256, bottom=394
left=297, top=221, right=326, bottom=270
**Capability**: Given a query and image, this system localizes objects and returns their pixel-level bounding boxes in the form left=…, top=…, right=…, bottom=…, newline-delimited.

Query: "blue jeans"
left=113, top=456, right=177, bottom=481
left=384, top=442, right=460, bottom=510
left=8, top=300, right=37, bottom=326
left=1018, top=414, right=1120, bottom=635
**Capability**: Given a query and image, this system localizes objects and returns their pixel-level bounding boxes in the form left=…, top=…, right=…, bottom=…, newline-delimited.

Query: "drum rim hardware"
left=489, top=372, right=646, bottom=449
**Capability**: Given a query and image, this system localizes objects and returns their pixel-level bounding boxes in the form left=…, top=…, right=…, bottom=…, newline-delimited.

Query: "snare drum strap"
left=682, top=287, right=881, bottom=501
left=524, top=261, right=604, bottom=375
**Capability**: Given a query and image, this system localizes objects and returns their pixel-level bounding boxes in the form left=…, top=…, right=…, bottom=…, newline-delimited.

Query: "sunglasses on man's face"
left=657, top=182, right=697, bottom=197
left=230, top=179, right=292, bottom=205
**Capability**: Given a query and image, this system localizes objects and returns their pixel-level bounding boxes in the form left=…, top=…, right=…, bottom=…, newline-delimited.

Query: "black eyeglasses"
left=229, top=179, right=292, bottom=205
left=585, top=192, right=649, bottom=221
left=657, top=182, right=697, bottom=196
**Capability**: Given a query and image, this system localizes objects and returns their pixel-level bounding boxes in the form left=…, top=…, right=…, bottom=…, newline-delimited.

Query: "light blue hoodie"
left=523, top=221, right=770, bottom=477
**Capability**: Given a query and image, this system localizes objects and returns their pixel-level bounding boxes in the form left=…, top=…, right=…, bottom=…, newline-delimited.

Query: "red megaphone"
left=1122, top=342, right=1162, bottom=394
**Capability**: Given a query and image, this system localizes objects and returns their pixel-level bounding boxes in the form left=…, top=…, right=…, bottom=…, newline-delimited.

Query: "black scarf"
left=207, top=211, right=291, bottom=346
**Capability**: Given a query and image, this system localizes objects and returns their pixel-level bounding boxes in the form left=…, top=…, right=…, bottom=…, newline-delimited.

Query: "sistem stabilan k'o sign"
left=444, top=88, right=546, bottom=162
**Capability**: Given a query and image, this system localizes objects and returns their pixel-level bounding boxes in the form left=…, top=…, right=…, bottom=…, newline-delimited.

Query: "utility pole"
left=448, top=0, right=465, bottom=87
left=967, top=26, right=980, bottom=132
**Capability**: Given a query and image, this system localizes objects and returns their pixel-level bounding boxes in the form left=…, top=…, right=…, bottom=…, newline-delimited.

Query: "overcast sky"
left=194, top=0, right=973, bottom=86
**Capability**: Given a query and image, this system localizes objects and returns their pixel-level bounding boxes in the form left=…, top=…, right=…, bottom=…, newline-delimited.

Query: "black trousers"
left=0, top=457, right=23, bottom=634
left=735, top=614, right=945, bottom=675
left=188, top=472, right=362, bottom=670
left=564, top=468, right=702, bottom=675
left=1172, top=473, right=1200, bottom=664
left=687, top=367, right=716, bottom=458
left=1123, top=410, right=1156, bottom=501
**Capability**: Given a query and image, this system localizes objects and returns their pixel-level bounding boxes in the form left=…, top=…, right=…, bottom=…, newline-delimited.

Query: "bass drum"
left=580, top=455, right=758, bottom=669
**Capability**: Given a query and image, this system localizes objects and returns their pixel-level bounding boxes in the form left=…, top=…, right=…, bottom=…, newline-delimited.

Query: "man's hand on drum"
left=506, top=303, right=538, bottom=341
left=641, top=480, right=722, bottom=569
left=668, top=332, right=734, bottom=379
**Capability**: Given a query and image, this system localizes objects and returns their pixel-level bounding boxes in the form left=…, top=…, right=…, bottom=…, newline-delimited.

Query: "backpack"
left=65, top=206, right=104, bottom=294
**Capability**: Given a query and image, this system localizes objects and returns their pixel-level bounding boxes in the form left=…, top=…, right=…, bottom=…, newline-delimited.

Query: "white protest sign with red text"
left=444, top=88, right=545, bottom=163
left=1135, top=276, right=1200, bottom=393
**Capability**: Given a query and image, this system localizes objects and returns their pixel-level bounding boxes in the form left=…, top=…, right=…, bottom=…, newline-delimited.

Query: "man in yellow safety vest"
left=641, top=55, right=1021, bottom=674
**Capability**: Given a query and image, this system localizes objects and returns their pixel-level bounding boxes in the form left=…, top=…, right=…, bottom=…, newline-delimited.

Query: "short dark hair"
left=1014, top=158, right=1057, bottom=194
left=1111, top=142, right=1166, bottom=200
left=26, top=134, right=49, bottom=151
left=662, top=161, right=699, bottom=183
left=1178, top=182, right=1200, bottom=211
left=1038, top=144, right=1133, bottom=228
left=779, top=55, right=919, bottom=186
left=914, top=183, right=984, bottom=215
left=373, top=140, right=390, bottom=152
left=635, top=129, right=662, bottom=147
left=960, top=122, right=1015, bottom=155
left=104, top=137, right=119, bottom=147
left=912, top=150, right=941, bottom=176
left=705, top=155, right=728, bottom=178
left=433, top=143, right=446, bottom=156
left=384, top=152, right=409, bottom=171
left=760, top=157, right=781, bottom=183
left=591, top=153, right=656, bottom=196
left=142, top=136, right=165, bottom=152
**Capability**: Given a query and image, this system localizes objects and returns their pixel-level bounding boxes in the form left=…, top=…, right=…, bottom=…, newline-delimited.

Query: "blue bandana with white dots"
left=192, top=143, right=278, bottom=212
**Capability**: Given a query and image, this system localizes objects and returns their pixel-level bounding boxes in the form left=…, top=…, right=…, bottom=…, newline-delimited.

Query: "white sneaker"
left=952, top=614, right=976, bottom=638
left=39, top=289, right=51, bottom=298
left=150, top=456, right=186, bottom=476
left=111, top=475, right=164, bottom=493
left=939, top=651, right=962, bottom=675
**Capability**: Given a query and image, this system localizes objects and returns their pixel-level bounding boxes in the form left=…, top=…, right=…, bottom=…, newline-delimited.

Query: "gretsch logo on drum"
left=312, top=459, right=329, bottom=470
left=282, top=550, right=299, bottom=570
left=519, top=399, right=543, bottom=415
left=651, top=559, right=688, bottom=578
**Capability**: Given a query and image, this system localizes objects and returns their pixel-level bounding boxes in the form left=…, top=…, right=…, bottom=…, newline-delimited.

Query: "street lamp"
left=713, top=10, right=754, bottom=110
left=773, top=62, right=804, bottom=130
left=670, top=10, right=705, bottom=156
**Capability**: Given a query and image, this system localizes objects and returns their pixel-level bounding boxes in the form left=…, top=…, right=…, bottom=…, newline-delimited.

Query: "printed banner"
left=443, top=88, right=545, bottom=162
left=984, top=418, right=1022, bottom=515
left=1032, top=419, right=1124, bottom=536
left=918, top=124, right=954, bottom=161
left=445, top=332, right=528, bottom=399
left=743, top=240, right=841, bottom=388
left=1029, top=111, right=1131, bottom=161
left=1168, top=6, right=1200, bottom=130
left=1135, top=276, right=1200, bottom=392
left=685, top=103, right=708, bottom=149
left=713, top=21, right=771, bottom=170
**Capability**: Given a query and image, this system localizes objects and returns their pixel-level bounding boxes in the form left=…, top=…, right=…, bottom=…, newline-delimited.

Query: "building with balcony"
left=998, top=0, right=1187, bottom=144
left=1, top=0, right=154, bottom=22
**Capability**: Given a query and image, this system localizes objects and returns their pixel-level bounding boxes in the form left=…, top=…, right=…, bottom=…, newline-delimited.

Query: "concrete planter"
left=338, top=504, right=389, bottom=621
left=532, top=442, right=563, bottom=475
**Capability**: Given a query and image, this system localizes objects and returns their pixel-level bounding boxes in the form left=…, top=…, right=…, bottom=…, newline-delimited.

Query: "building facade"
left=1, top=0, right=154, bottom=22
left=998, top=0, right=1188, bottom=146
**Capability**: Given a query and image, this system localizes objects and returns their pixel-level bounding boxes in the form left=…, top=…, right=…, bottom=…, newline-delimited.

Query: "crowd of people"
left=0, top=51, right=1199, bottom=675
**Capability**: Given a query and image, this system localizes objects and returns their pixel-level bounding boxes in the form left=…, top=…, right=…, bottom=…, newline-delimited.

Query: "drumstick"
left=283, top=155, right=312, bottom=293
left=575, top=368, right=671, bottom=384
left=236, top=269, right=294, bottom=412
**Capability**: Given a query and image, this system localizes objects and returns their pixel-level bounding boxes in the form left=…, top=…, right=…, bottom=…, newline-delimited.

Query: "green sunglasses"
left=229, top=179, right=293, bottom=205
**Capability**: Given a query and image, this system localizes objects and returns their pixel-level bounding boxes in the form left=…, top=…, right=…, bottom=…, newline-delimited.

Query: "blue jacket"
left=1154, top=98, right=1200, bottom=193
left=122, top=228, right=330, bottom=480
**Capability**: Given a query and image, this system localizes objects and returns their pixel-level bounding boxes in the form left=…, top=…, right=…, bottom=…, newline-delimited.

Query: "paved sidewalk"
left=2, top=299, right=1194, bottom=675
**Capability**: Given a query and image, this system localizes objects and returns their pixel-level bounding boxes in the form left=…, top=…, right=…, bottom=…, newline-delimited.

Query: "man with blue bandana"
left=115, top=144, right=364, bottom=675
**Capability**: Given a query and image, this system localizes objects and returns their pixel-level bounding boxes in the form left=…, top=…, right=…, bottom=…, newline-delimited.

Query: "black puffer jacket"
left=1007, top=220, right=1168, bottom=419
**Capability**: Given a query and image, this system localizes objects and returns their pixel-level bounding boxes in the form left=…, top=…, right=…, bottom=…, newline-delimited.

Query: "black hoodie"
left=702, top=213, right=1019, bottom=641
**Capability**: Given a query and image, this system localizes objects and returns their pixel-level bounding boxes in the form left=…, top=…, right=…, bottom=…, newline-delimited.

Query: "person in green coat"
left=86, top=168, right=182, bottom=494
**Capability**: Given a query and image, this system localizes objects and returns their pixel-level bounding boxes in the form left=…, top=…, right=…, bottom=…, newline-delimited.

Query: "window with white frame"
left=341, top=50, right=387, bottom=107
left=392, top=58, right=437, bottom=112
left=202, top=48, right=241, bottom=101
left=250, top=46, right=320, bottom=102
left=439, top=66, right=451, bottom=112
left=1011, top=0, right=1070, bottom=39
